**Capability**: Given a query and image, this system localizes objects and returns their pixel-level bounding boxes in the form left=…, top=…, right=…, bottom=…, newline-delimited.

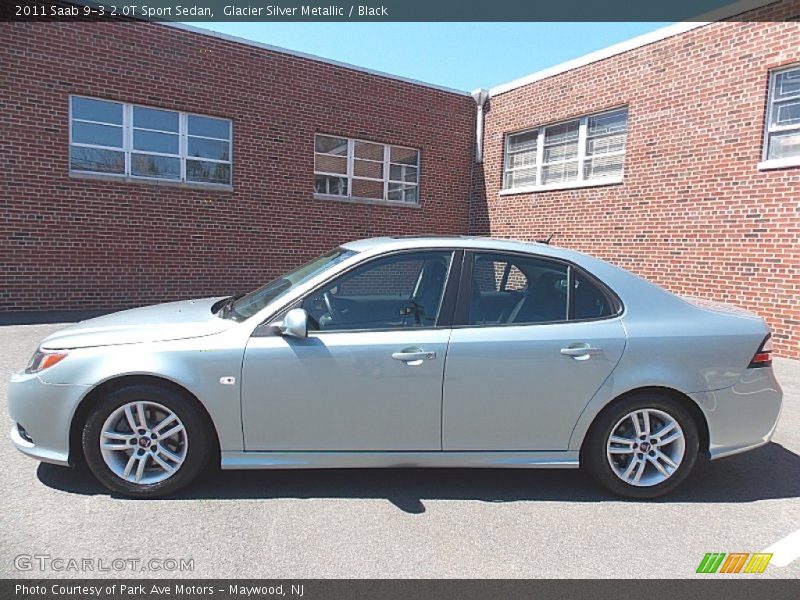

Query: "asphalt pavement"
left=1, top=323, right=798, bottom=579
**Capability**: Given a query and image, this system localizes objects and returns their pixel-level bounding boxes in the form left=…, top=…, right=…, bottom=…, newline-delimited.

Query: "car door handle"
left=392, top=349, right=437, bottom=363
left=560, top=344, right=603, bottom=359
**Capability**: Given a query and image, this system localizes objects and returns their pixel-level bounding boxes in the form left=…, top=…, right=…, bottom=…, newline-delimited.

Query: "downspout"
left=471, top=88, right=489, bottom=163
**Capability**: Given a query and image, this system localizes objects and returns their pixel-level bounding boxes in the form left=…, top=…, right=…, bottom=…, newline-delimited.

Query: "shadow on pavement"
left=36, top=442, right=800, bottom=513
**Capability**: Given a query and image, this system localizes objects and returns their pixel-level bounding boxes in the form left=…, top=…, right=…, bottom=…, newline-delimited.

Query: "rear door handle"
left=392, top=348, right=436, bottom=364
left=560, top=344, right=603, bottom=360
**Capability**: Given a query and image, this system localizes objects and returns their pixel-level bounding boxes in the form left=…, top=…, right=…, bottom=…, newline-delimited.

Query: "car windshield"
left=220, top=247, right=357, bottom=321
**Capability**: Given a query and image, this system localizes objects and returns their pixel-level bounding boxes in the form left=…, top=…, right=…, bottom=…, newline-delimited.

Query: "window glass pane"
left=771, top=99, right=800, bottom=128
left=315, top=154, right=347, bottom=174
left=302, top=251, right=452, bottom=331
left=354, top=159, right=383, bottom=179
left=387, top=183, right=418, bottom=203
left=133, top=130, right=179, bottom=155
left=587, top=109, right=628, bottom=135
left=71, top=97, right=123, bottom=125
left=354, top=141, right=384, bottom=161
left=70, top=146, right=125, bottom=174
left=351, top=178, right=384, bottom=199
left=505, top=168, right=537, bottom=188
left=506, top=151, right=536, bottom=170
left=188, top=137, right=230, bottom=161
left=71, top=121, right=122, bottom=148
left=774, top=68, right=800, bottom=100
left=188, top=115, right=230, bottom=139
left=131, top=154, right=180, bottom=179
left=389, top=164, right=418, bottom=183
left=572, top=270, right=614, bottom=320
left=767, top=130, right=800, bottom=160
left=315, top=135, right=348, bottom=155
left=390, top=146, right=418, bottom=165
left=544, top=121, right=579, bottom=146
left=584, top=154, right=624, bottom=180
left=315, top=174, right=347, bottom=196
left=508, top=130, right=538, bottom=153
left=468, top=254, right=568, bottom=325
left=186, top=160, right=231, bottom=185
left=542, top=161, right=579, bottom=185
left=133, top=106, right=179, bottom=132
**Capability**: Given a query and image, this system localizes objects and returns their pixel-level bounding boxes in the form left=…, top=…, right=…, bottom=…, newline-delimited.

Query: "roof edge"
left=488, top=0, right=777, bottom=97
left=163, top=22, right=471, bottom=97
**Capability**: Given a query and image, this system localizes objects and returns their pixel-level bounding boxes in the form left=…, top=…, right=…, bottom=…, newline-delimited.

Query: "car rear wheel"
left=82, top=384, right=210, bottom=498
left=583, top=393, right=699, bottom=499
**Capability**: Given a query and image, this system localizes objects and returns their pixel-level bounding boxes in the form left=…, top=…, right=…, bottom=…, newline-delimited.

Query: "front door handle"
left=392, top=348, right=436, bottom=365
left=560, top=344, right=603, bottom=360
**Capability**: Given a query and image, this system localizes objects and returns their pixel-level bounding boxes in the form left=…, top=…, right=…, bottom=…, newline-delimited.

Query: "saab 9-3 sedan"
left=9, top=237, right=782, bottom=498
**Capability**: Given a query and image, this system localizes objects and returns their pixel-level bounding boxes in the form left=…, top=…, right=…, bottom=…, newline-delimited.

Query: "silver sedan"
left=8, top=237, right=782, bottom=498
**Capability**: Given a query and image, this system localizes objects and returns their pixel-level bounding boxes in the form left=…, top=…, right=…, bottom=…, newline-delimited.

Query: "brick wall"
left=1, top=21, right=474, bottom=311
left=472, top=10, right=800, bottom=357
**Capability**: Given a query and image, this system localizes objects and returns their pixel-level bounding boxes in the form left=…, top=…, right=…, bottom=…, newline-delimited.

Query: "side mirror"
left=273, top=308, right=309, bottom=339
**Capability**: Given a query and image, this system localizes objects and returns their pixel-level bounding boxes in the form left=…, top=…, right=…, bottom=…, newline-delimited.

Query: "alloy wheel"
left=606, top=408, right=685, bottom=487
left=99, top=400, right=188, bottom=484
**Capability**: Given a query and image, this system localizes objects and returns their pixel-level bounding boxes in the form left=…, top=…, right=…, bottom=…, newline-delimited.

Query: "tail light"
left=748, top=334, right=773, bottom=368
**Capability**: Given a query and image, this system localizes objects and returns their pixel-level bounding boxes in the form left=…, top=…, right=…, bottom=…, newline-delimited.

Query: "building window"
left=762, top=65, right=800, bottom=168
left=69, top=96, right=232, bottom=186
left=503, top=107, right=628, bottom=192
left=314, top=134, right=420, bottom=204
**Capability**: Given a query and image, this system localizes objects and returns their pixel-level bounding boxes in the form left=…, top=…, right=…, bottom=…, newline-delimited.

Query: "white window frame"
left=501, top=107, right=628, bottom=195
left=314, top=134, right=420, bottom=205
left=69, top=96, right=233, bottom=187
left=759, top=64, right=800, bottom=171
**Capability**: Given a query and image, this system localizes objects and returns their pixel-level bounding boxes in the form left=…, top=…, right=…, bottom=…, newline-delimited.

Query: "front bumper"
left=7, top=371, right=90, bottom=467
left=691, top=366, right=783, bottom=460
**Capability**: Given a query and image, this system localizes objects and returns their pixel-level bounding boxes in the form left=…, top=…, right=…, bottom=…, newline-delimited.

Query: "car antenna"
left=537, top=232, right=559, bottom=244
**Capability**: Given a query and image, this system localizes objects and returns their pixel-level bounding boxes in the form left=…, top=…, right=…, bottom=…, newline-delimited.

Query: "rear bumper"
left=7, top=371, right=89, bottom=467
left=690, top=367, right=783, bottom=460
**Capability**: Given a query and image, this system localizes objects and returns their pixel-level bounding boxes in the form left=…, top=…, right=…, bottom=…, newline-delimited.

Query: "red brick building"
left=2, top=4, right=799, bottom=356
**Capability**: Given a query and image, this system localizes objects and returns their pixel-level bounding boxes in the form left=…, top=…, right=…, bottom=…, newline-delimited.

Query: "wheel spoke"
left=135, top=402, right=147, bottom=429
left=122, top=453, right=138, bottom=479
left=654, top=448, right=678, bottom=470
left=151, top=452, right=177, bottom=473
left=631, top=458, right=647, bottom=484
left=159, top=423, right=185, bottom=440
left=157, top=445, right=183, bottom=464
left=631, top=413, right=643, bottom=437
left=648, top=454, right=671, bottom=478
left=608, top=446, right=635, bottom=455
left=152, top=413, right=178, bottom=434
left=134, top=454, right=148, bottom=482
left=641, top=410, right=651, bottom=436
left=101, top=431, right=134, bottom=450
left=657, top=431, right=682, bottom=447
left=621, top=457, right=640, bottom=481
left=123, top=405, right=138, bottom=431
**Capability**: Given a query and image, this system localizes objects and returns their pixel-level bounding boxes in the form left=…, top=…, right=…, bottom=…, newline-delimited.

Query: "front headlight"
left=25, top=349, right=68, bottom=374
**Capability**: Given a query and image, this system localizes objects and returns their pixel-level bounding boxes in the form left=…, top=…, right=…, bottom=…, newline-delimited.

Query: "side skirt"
left=220, top=451, right=580, bottom=470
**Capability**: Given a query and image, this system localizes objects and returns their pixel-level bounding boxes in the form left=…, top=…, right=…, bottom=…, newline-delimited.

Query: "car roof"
left=342, top=235, right=558, bottom=255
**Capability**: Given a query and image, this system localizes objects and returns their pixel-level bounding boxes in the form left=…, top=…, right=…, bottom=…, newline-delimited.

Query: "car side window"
left=468, top=253, right=569, bottom=325
left=571, top=269, right=615, bottom=319
left=302, top=251, right=453, bottom=331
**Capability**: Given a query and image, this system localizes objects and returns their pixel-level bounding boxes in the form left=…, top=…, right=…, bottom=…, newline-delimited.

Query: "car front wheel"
left=583, top=393, right=700, bottom=499
left=82, top=384, right=210, bottom=498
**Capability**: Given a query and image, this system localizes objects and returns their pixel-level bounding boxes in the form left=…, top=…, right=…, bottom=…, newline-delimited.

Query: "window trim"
left=759, top=64, right=800, bottom=171
left=501, top=106, right=628, bottom=194
left=453, top=250, right=624, bottom=329
left=314, top=133, right=421, bottom=206
left=68, top=95, right=233, bottom=188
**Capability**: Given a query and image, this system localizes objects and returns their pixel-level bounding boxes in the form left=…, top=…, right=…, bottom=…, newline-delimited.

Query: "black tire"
left=582, top=393, right=699, bottom=499
left=82, top=384, right=212, bottom=498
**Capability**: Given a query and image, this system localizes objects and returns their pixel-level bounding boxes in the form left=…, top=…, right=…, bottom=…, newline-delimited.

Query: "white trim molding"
left=488, top=0, right=777, bottom=98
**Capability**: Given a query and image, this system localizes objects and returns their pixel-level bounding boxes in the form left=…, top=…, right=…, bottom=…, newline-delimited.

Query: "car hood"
left=41, top=297, right=232, bottom=350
